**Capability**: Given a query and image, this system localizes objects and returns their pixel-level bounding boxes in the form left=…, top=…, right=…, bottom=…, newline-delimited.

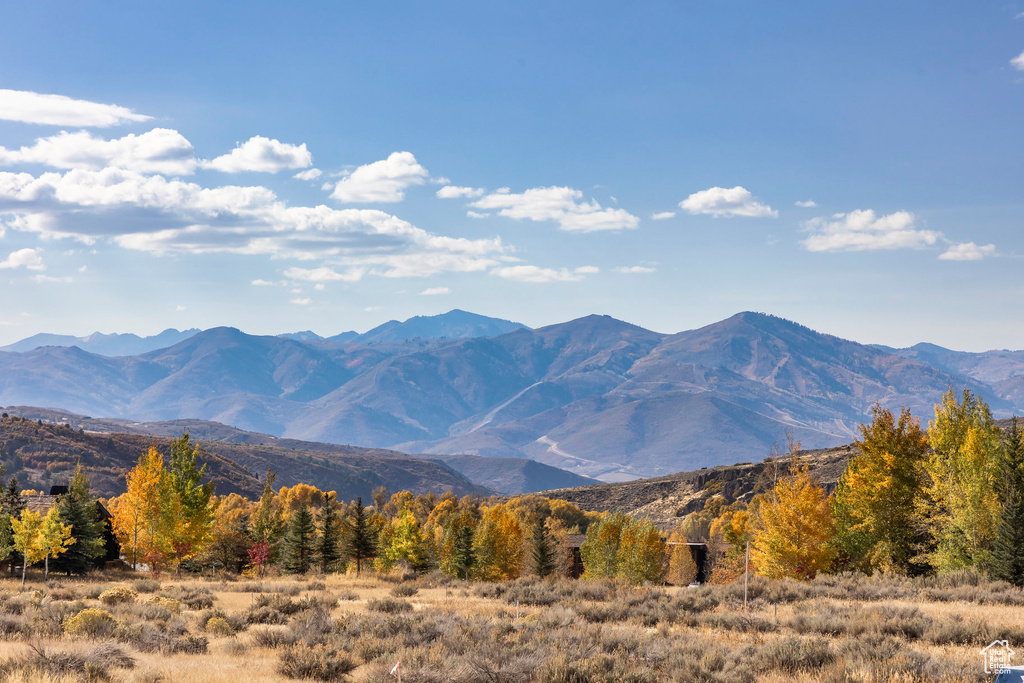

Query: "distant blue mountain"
left=1, top=328, right=201, bottom=356
left=351, top=309, right=527, bottom=344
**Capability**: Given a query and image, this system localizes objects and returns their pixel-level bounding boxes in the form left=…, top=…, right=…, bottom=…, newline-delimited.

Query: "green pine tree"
left=453, top=523, right=476, bottom=580
left=49, top=465, right=105, bottom=574
left=0, top=473, right=22, bottom=572
left=316, top=493, right=342, bottom=573
left=345, top=497, right=376, bottom=576
left=251, top=469, right=284, bottom=557
left=531, top=523, right=555, bottom=578
left=992, top=418, right=1024, bottom=586
left=283, top=503, right=316, bottom=575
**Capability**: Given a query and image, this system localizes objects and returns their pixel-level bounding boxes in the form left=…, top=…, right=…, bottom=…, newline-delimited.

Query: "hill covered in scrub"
left=4, top=407, right=596, bottom=495
left=536, top=444, right=856, bottom=526
left=0, top=414, right=488, bottom=501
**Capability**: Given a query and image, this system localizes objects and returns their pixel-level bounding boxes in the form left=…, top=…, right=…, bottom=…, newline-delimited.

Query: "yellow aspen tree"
left=922, top=389, right=1003, bottom=571
left=41, top=506, right=74, bottom=580
left=834, top=404, right=929, bottom=574
left=112, top=446, right=165, bottom=570
left=666, top=525, right=699, bottom=586
left=751, top=461, right=837, bottom=580
left=474, top=503, right=526, bottom=581
left=616, top=516, right=665, bottom=585
left=11, top=509, right=46, bottom=586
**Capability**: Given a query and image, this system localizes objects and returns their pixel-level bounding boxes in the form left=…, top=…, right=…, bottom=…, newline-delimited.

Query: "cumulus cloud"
left=574, top=265, right=599, bottom=274
left=472, top=186, right=639, bottom=232
left=0, top=248, right=44, bottom=270
left=33, top=274, right=71, bottom=283
left=795, top=200, right=817, bottom=208
left=491, top=265, right=588, bottom=283
left=284, top=266, right=365, bottom=283
left=0, top=89, right=151, bottom=127
left=1012, top=50, right=1024, bottom=70
left=418, top=286, right=450, bottom=295
left=802, top=209, right=940, bottom=252
left=202, top=136, right=312, bottom=173
left=938, top=242, right=997, bottom=261
left=437, top=185, right=484, bottom=199
left=175, top=305, right=186, bottom=311
left=290, top=297, right=311, bottom=306
left=293, top=168, right=322, bottom=181
left=679, top=186, right=777, bottom=218
left=251, top=279, right=274, bottom=286
left=650, top=211, right=675, bottom=220
left=331, top=151, right=428, bottom=203
left=616, top=265, right=656, bottom=273
left=0, top=129, right=196, bottom=175
left=0, top=166, right=510, bottom=278
left=467, top=210, right=488, bottom=219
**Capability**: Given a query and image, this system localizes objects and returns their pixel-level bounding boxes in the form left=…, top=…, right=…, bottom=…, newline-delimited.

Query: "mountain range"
left=0, top=310, right=1019, bottom=482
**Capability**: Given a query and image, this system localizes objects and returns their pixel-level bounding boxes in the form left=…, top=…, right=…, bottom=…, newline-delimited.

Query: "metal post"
left=743, top=540, right=749, bottom=611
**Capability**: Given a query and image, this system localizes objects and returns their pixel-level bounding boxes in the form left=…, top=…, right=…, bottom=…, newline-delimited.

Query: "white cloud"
left=284, top=266, right=364, bottom=283
left=314, top=283, right=325, bottom=291
left=650, top=211, right=675, bottom=220
left=574, top=265, right=599, bottom=274
left=1012, top=50, right=1024, bottom=70
left=616, top=265, right=656, bottom=274
left=364, top=306, right=382, bottom=312
left=0, top=167, right=509, bottom=280
left=795, top=200, right=817, bottom=208
left=491, top=265, right=588, bottom=283
left=938, top=242, right=997, bottom=261
left=0, top=248, right=44, bottom=270
left=679, top=186, right=777, bottom=218
left=77, top=265, right=87, bottom=272
left=467, top=210, right=488, bottom=219
left=33, top=274, right=71, bottom=283
left=0, top=89, right=151, bottom=127
left=293, top=168, right=322, bottom=181
left=0, top=128, right=196, bottom=175
left=202, top=136, right=312, bottom=173
left=437, top=185, right=484, bottom=199
left=802, top=209, right=940, bottom=252
left=175, top=304, right=186, bottom=311
left=290, top=297, right=312, bottom=306
left=419, top=286, right=450, bottom=295
left=251, top=279, right=274, bottom=286
left=330, top=151, right=428, bottom=203
left=472, top=186, right=639, bottom=232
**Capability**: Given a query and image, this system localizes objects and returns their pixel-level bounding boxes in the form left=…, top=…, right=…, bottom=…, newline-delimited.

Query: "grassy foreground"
left=0, top=570, right=1015, bottom=682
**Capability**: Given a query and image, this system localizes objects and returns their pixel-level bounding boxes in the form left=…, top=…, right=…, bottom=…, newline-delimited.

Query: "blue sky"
left=1, top=1, right=1023, bottom=350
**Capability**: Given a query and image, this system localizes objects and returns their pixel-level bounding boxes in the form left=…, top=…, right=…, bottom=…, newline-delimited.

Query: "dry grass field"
left=0, top=569, right=1015, bottom=682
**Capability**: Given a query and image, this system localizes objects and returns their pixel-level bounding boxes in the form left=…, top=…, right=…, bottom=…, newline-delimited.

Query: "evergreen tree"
left=453, top=523, right=476, bottom=580
left=168, top=432, right=216, bottom=570
left=992, top=419, right=1024, bottom=586
left=0, top=473, right=23, bottom=573
left=531, top=523, right=555, bottom=578
left=316, top=493, right=342, bottom=573
left=49, top=464, right=105, bottom=574
left=282, top=502, right=316, bottom=574
left=250, top=469, right=284, bottom=559
left=345, top=497, right=376, bottom=576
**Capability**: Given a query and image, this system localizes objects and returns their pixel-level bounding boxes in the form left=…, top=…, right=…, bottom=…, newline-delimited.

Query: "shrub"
left=147, top=596, right=182, bottom=614
left=390, top=584, right=419, bottom=597
left=131, top=579, right=161, bottom=594
left=206, top=616, right=233, bottom=636
left=367, top=598, right=413, bottom=614
left=277, top=644, right=357, bottom=681
left=250, top=625, right=298, bottom=649
left=754, top=636, right=834, bottom=673
left=99, top=586, right=137, bottom=606
left=159, top=586, right=215, bottom=610
left=64, top=608, right=118, bottom=638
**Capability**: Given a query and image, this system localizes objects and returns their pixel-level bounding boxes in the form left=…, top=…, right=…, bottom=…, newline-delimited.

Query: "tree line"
left=674, top=388, right=1024, bottom=586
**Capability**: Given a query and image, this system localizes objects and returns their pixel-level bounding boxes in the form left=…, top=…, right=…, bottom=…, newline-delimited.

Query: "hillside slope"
left=0, top=413, right=488, bottom=500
